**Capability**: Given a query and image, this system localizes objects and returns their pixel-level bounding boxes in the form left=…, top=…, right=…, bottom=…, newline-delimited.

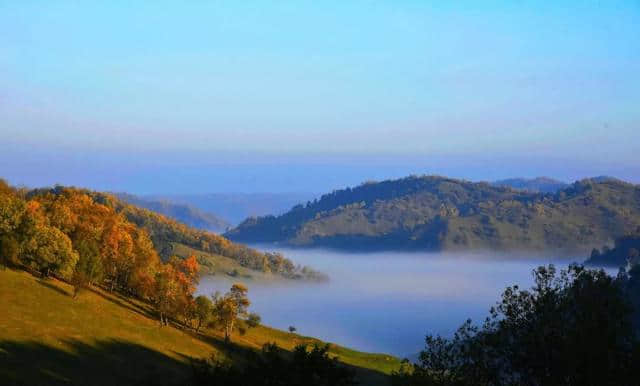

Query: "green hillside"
left=226, top=175, right=640, bottom=252
left=0, top=268, right=399, bottom=386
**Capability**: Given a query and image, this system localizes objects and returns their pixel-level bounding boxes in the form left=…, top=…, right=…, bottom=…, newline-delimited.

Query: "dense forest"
left=116, top=193, right=231, bottom=232
left=227, top=175, right=640, bottom=252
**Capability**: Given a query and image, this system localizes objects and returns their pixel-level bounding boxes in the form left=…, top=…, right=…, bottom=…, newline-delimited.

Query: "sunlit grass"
left=0, top=268, right=401, bottom=385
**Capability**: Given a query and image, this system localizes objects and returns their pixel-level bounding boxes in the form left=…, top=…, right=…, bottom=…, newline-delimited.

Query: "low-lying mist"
left=197, top=248, right=587, bottom=357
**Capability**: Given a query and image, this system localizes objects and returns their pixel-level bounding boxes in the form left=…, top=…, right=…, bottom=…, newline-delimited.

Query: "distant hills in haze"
left=115, top=193, right=231, bottom=232
left=491, top=177, right=569, bottom=193
left=492, top=176, right=623, bottom=193
left=145, top=192, right=317, bottom=225
left=225, top=175, right=640, bottom=253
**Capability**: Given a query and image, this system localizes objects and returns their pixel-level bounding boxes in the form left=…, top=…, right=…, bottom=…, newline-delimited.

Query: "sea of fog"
left=197, top=248, right=593, bottom=357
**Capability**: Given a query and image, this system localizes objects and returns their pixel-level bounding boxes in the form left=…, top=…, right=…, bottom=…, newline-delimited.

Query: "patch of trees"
left=393, top=264, right=640, bottom=386
left=21, top=184, right=324, bottom=280
left=191, top=283, right=261, bottom=341
left=0, top=180, right=264, bottom=334
left=192, top=343, right=356, bottom=386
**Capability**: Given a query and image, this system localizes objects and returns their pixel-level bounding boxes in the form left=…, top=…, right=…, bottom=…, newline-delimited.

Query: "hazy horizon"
left=2, top=1, right=639, bottom=194
left=1, top=145, right=639, bottom=195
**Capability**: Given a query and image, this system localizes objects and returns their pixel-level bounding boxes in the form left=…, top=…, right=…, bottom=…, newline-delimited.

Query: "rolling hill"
left=226, top=175, right=640, bottom=252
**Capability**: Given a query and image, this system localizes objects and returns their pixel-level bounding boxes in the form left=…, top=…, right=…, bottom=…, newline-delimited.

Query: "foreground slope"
left=0, top=269, right=399, bottom=386
left=227, top=175, right=640, bottom=252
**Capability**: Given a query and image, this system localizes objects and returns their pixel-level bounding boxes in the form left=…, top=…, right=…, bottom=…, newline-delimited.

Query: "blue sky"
left=1, top=1, right=639, bottom=192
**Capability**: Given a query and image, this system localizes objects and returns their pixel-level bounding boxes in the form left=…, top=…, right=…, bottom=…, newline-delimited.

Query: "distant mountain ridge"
left=115, top=193, right=231, bottom=232
left=225, top=175, right=640, bottom=253
left=492, top=176, right=624, bottom=193
left=492, top=177, right=569, bottom=193
left=146, top=192, right=317, bottom=225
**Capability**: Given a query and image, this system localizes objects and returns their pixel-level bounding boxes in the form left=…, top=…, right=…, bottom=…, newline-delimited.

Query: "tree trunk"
left=224, top=323, right=231, bottom=343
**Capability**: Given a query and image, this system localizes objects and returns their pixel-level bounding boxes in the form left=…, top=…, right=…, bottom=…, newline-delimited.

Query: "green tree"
left=194, top=295, right=213, bottom=332
left=246, top=312, right=261, bottom=328
left=22, top=225, right=79, bottom=278
left=71, top=240, right=104, bottom=298
left=0, top=235, right=19, bottom=268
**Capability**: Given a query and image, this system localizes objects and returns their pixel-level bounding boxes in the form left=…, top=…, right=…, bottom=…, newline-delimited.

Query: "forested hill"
left=225, top=175, right=640, bottom=252
left=115, top=193, right=231, bottom=232
left=5, top=182, right=320, bottom=280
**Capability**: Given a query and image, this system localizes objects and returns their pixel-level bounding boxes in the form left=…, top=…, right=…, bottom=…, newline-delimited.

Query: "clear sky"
left=1, top=1, right=639, bottom=193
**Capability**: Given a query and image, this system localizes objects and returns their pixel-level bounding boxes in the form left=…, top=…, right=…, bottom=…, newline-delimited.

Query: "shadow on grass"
left=188, top=331, right=392, bottom=386
left=86, top=286, right=158, bottom=321
left=0, top=339, right=193, bottom=386
left=20, top=272, right=391, bottom=385
left=35, top=279, right=70, bottom=297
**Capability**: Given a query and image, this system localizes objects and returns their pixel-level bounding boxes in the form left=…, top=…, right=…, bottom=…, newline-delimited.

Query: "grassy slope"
left=0, top=269, right=400, bottom=386
left=171, top=242, right=260, bottom=278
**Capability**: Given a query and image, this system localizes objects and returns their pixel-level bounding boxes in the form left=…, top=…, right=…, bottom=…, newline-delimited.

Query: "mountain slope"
left=115, top=193, right=231, bottom=232
left=226, top=175, right=640, bottom=252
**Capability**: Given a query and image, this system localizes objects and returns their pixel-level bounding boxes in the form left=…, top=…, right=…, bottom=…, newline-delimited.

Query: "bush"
left=192, top=343, right=355, bottom=386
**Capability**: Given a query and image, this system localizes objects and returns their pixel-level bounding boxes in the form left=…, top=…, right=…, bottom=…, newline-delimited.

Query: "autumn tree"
left=153, top=264, right=180, bottom=326
left=0, top=188, right=24, bottom=239
left=167, top=254, right=199, bottom=325
left=211, top=283, right=251, bottom=342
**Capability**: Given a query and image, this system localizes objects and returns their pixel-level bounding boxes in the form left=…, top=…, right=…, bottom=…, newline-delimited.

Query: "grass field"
left=0, top=268, right=401, bottom=385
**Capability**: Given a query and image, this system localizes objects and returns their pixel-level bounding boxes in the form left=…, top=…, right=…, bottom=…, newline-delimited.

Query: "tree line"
left=22, top=184, right=325, bottom=281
